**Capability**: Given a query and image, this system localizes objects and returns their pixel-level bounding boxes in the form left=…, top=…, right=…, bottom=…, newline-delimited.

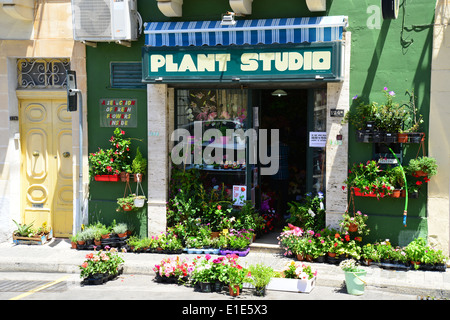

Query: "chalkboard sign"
left=100, top=98, right=137, bottom=128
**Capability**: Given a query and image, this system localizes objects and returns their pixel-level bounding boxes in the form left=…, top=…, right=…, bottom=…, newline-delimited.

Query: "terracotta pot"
left=210, top=231, right=220, bottom=239
left=122, top=204, right=134, bottom=211
left=229, top=285, right=240, bottom=297
left=71, top=242, right=77, bottom=249
left=296, top=253, right=304, bottom=261
left=134, top=173, right=143, bottom=183
left=327, top=252, right=336, bottom=258
left=94, top=240, right=102, bottom=246
left=101, top=233, right=110, bottom=239
left=117, top=232, right=127, bottom=238
left=414, top=170, right=428, bottom=177
left=391, top=189, right=401, bottom=198
left=77, top=240, right=85, bottom=245
left=348, top=223, right=358, bottom=233
left=305, top=255, right=313, bottom=262
left=397, top=133, right=408, bottom=143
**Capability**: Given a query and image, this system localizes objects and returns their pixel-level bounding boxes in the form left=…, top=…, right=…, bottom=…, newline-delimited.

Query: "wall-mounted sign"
left=142, top=43, right=342, bottom=83
left=309, top=132, right=327, bottom=148
left=100, top=99, right=137, bottom=128
left=330, top=109, right=344, bottom=117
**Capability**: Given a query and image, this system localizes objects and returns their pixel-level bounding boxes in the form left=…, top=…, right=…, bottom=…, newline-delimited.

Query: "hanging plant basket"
left=121, top=203, right=134, bottom=211
left=134, top=197, right=146, bottom=208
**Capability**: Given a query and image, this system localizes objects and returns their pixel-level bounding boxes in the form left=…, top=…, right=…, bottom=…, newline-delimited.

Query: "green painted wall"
left=86, top=0, right=436, bottom=244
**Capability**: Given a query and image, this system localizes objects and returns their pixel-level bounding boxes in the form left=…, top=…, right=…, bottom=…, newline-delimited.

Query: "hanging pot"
left=121, top=204, right=134, bottom=211
left=348, top=223, right=358, bottom=233
left=414, top=170, right=428, bottom=177
left=134, top=197, right=145, bottom=208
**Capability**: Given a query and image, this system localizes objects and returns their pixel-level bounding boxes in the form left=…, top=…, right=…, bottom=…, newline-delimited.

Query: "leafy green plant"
left=12, top=220, right=34, bottom=237
left=407, top=156, right=438, bottom=178
left=112, top=223, right=128, bottom=235
left=132, top=147, right=147, bottom=174
left=244, top=263, right=274, bottom=289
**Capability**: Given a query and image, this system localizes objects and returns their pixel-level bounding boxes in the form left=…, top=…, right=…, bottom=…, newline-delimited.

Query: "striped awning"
left=144, top=16, right=347, bottom=47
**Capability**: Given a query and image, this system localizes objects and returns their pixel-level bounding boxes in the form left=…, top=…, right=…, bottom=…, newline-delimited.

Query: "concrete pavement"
left=0, top=238, right=449, bottom=299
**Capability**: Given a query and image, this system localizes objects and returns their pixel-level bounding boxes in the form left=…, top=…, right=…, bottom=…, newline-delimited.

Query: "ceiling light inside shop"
left=272, top=89, right=287, bottom=97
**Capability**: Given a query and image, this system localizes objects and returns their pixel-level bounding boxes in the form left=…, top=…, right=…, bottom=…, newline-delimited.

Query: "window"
left=17, top=58, right=70, bottom=89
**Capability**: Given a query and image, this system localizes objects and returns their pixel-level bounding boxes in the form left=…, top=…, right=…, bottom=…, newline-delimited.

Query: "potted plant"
left=79, top=248, right=124, bottom=285
left=132, top=147, right=147, bottom=182
left=404, top=237, right=428, bottom=269
left=244, top=263, right=274, bottom=296
left=339, top=211, right=370, bottom=236
left=361, top=243, right=380, bottom=265
left=190, top=255, right=216, bottom=292
left=344, top=160, right=394, bottom=198
left=339, top=259, right=367, bottom=295
left=112, top=223, right=128, bottom=238
left=116, top=194, right=136, bottom=211
left=342, top=95, right=377, bottom=142
left=407, top=156, right=438, bottom=178
left=226, top=256, right=247, bottom=296
left=399, top=90, right=424, bottom=143
left=266, top=261, right=317, bottom=293
left=89, top=128, right=132, bottom=181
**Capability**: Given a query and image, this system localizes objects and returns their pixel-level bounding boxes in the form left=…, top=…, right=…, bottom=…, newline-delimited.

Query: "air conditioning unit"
left=72, top=0, right=141, bottom=42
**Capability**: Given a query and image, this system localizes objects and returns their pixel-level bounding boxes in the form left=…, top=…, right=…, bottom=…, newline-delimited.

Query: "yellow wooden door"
left=20, top=98, right=73, bottom=237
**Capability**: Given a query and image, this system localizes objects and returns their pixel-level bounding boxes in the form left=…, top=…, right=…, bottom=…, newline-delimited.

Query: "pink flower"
left=81, top=262, right=88, bottom=268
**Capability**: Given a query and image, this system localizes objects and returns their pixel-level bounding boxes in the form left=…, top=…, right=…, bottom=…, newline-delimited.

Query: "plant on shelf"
left=399, top=90, right=424, bottom=134
left=132, top=147, right=147, bottom=180
left=339, top=211, right=370, bottom=236
left=406, top=156, right=438, bottom=179
left=372, top=88, right=407, bottom=134
left=342, top=95, right=377, bottom=131
left=244, top=263, right=274, bottom=297
left=344, top=160, right=394, bottom=198
left=112, top=223, right=128, bottom=237
left=89, top=128, right=132, bottom=179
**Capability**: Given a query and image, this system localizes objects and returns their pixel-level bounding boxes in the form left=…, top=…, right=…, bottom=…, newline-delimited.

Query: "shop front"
left=142, top=16, right=351, bottom=236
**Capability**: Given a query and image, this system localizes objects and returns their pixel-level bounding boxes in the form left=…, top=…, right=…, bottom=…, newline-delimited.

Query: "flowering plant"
left=190, top=254, right=216, bottom=284
left=339, top=259, right=362, bottom=273
left=277, top=223, right=303, bottom=256
left=225, top=254, right=248, bottom=293
left=153, top=256, right=192, bottom=281
left=286, top=192, right=326, bottom=232
left=89, top=128, right=132, bottom=177
left=281, top=261, right=317, bottom=280
left=339, top=211, right=370, bottom=236
left=79, top=248, right=124, bottom=279
left=361, top=243, right=380, bottom=262
left=344, top=160, right=394, bottom=198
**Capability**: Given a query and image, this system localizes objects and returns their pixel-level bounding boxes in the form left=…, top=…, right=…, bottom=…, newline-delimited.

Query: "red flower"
left=416, top=181, right=423, bottom=186
left=217, top=205, right=222, bottom=210
left=355, top=237, right=362, bottom=242
left=334, top=242, right=338, bottom=247
left=334, top=233, right=340, bottom=239
left=341, top=186, right=346, bottom=191
left=424, top=177, right=430, bottom=183
left=345, top=235, right=350, bottom=241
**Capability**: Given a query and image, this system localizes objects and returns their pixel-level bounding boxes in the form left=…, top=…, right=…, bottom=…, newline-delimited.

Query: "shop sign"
left=142, top=43, right=341, bottom=83
left=100, top=98, right=137, bottom=128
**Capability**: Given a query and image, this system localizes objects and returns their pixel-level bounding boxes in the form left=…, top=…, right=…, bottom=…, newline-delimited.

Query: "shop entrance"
left=254, top=88, right=327, bottom=234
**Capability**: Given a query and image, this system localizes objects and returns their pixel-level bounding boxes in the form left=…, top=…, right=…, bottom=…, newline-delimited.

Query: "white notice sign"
left=309, top=132, right=327, bottom=148
left=233, top=185, right=247, bottom=206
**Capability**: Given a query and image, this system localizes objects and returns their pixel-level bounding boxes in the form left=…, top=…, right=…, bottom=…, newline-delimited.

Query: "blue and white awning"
left=144, top=16, right=347, bottom=47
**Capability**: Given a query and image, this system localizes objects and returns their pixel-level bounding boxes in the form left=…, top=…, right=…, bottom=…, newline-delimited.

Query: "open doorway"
left=259, top=89, right=309, bottom=230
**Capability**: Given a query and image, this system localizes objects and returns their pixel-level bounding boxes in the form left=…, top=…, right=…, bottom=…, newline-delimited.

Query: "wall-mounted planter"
left=94, top=174, right=120, bottom=182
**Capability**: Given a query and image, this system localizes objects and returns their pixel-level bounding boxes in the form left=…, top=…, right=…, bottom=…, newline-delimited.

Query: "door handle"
left=62, top=152, right=70, bottom=158
left=32, top=151, right=39, bottom=157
